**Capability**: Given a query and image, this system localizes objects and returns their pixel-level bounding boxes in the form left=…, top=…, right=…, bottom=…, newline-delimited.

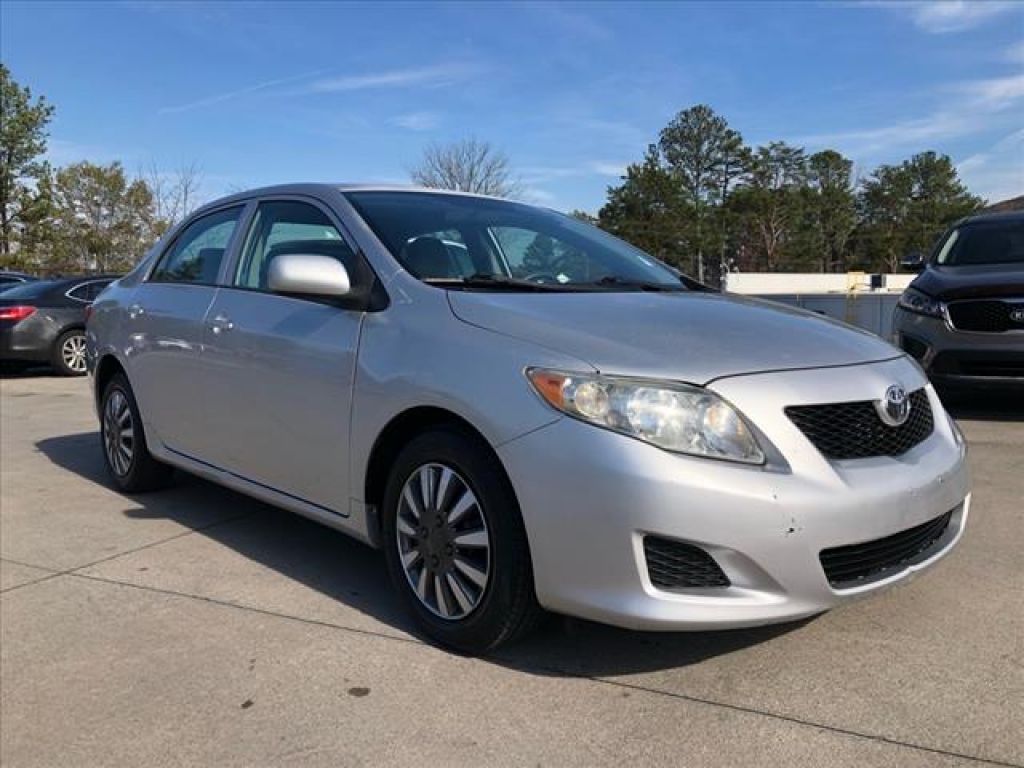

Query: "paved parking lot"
left=1, top=374, right=1021, bottom=767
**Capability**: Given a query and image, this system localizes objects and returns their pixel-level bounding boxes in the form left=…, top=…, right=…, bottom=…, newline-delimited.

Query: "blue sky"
left=2, top=0, right=1022, bottom=212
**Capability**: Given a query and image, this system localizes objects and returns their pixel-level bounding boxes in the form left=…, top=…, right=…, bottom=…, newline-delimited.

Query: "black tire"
left=51, top=329, right=88, bottom=376
left=381, top=427, right=541, bottom=654
left=100, top=372, right=174, bottom=493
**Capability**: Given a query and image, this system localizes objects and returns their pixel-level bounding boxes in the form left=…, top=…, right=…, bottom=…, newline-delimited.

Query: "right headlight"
left=526, top=368, right=765, bottom=465
left=898, top=287, right=944, bottom=318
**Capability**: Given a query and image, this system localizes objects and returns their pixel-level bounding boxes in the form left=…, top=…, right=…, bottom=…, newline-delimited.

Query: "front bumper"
left=893, top=307, right=1024, bottom=390
left=498, top=356, right=969, bottom=631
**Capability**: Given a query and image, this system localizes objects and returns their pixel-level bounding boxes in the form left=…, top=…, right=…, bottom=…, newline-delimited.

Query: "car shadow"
left=0, top=364, right=58, bottom=378
left=35, top=431, right=806, bottom=676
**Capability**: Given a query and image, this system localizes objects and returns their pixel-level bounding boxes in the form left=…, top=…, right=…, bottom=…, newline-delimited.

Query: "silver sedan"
left=87, top=184, right=970, bottom=653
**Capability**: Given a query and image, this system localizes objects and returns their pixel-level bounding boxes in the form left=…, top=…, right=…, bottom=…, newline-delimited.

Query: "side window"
left=150, top=207, right=243, bottom=285
left=490, top=226, right=594, bottom=283
left=67, top=283, right=92, bottom=302
left=235, top=201, right=358, bottom=290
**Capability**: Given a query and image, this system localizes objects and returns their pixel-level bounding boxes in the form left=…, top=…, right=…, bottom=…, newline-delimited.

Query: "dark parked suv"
left=893, top=211, right=1024, bottom=391
left=0, top=275, right=117, bottom=375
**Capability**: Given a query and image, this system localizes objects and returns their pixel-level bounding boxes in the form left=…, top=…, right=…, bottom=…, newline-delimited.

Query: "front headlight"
left=898, top=287, right=944, bottom=318
left=526, top=369, right=765, bottom=464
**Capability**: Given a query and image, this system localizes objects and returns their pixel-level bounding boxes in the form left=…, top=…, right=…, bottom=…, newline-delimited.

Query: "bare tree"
left=410, top=139, right=522, bottom=198
left=141, top=160, right=204, bottom=236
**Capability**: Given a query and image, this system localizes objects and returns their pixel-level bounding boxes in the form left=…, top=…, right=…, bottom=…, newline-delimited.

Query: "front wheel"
left=381, top=428, right=541, bottom=654
left=100, top=372, right=174, bottom=493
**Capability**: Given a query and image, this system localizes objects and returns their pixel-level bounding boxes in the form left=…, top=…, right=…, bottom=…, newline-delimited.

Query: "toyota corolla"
left=87, top=184, right=970, bottom=653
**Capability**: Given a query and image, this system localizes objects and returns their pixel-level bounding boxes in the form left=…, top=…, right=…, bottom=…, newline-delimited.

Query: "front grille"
left=820, top=510, right=953, bottom=588
left=947, top=299, right=1024, bottom=333
left=785, top=389, right=933, bottom=460
left=643, top=536, right=730, bottom=589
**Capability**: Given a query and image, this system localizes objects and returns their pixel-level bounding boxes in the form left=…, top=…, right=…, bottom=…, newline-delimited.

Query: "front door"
left=197, top=199, right=366, bottom=515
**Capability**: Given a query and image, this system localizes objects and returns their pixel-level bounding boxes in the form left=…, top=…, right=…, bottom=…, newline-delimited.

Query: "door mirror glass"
left=267, top=253, right=351, bottom=298
left=900, top=251, right=926, bottom=272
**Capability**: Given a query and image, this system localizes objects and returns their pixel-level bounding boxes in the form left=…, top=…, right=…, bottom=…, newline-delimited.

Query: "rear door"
left=126, top=205, right=247, bottom=456
left=196, top=197, right=368, bottom=515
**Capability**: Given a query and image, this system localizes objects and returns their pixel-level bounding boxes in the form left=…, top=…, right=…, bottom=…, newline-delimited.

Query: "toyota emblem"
left=876, top=384, right=911, bottom=427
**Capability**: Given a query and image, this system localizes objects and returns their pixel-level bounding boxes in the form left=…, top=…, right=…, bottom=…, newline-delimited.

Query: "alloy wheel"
left=396, top=462, right=491, bottom=620
left=61, top=334, right=88, bottom=373
left=103, top=389, right=134, bottom=476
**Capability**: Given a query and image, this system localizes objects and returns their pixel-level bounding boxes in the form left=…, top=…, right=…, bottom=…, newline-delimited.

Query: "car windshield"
left=0, top=280, right=55, bottom=299
left=344, top=191, right=684, bottom=291
left=934, top=220, right=1024, bottom=266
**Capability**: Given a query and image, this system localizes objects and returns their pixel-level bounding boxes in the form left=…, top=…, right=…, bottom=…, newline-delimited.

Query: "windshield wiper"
left=591, top=276, right=685, bottom=292
left=423, top=274, right=572, bottom=292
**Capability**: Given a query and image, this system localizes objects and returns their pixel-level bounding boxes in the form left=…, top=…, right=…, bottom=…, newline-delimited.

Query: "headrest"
left=403, top=237, right=455, bottom=279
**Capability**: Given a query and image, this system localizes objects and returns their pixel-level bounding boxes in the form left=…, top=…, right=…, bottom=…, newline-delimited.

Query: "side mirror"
left=900, top=251, right=926, bottom=272
left=267, top=254, right=351, bottom=298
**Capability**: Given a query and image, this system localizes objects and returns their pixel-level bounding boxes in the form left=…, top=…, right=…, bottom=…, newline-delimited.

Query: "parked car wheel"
left=100, top=372, right=174, bottom=492
left=381, top=428, right=541, bottom=653
left=52, top=329, right=88, bottom=376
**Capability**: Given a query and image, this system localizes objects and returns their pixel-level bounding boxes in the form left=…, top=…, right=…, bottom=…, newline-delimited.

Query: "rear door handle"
left=128, top=303, right=145, bottom=319
left=210, top=314, right=234, bottom=334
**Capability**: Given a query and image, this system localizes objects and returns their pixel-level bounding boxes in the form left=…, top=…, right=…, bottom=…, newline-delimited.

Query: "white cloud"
left=159, top=69, right=325, bottom=114
left=960, top=73, right=1024, bottom=110
left=519, top=186, right=559, bottom=206
left=520, top=161, right=627, bottom=184
left=869, top=1, right=1021, bottom=34
left=587, top=161, right=626, bottom=177
left=390, top=111, right=441, bottom=131
left=309, top=63, right=477, bottom=93
left=794, top=74, right=1024, bottom=156
left=957, top=129, right=1024, bottom=203
left=1006, top=41, right=1024, bottom=63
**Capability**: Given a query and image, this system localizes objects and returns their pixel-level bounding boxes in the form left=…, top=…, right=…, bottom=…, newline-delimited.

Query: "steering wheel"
left=522, top=272, right=560, bottom=284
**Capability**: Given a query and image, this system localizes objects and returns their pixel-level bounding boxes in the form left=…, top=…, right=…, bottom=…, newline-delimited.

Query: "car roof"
left=31, top=275, right=120, bottom=290
left=187, top=183, right=528, bottom=219
left=956, top=209, right=1024, bottom=226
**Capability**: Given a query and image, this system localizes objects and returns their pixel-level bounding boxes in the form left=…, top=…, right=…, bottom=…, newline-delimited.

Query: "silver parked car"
left=88, top=184, right=970, bottom=653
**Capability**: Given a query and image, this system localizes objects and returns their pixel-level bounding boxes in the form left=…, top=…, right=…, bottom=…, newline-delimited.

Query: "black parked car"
left=0, top=271, right=37, bottom=291
left=0, top=276, right=118, bottom=375
left=893, top=210, right=1023, bottom=392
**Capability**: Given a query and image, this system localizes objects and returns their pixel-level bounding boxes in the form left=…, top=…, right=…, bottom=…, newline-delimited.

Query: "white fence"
left=723, top=272, right=914, bottom=295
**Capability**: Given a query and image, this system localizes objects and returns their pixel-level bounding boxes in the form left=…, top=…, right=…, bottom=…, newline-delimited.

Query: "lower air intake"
left=643, top=536, right=730, bottom=589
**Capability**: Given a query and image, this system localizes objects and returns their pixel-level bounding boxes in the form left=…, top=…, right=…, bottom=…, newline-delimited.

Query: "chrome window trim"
left=64, top=279, right=113, bottom=304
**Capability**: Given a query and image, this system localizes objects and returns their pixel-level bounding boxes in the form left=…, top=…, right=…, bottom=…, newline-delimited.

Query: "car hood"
left=912, top=263, right=1024, bottom=301
left=447, top=290, right=900, bottom=384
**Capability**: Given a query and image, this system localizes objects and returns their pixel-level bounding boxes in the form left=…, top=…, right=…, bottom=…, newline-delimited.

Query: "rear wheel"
left=100, top=372, right=174, bottom=492
left=381, top=428, right=541, bottom=654
left=52, top=329, right=88, bottom=376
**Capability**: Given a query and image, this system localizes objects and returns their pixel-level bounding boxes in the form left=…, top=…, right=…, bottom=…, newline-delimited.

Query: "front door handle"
left=127, top=303, right=145, bottom=319
left=210, top=314, right=234, bottom=334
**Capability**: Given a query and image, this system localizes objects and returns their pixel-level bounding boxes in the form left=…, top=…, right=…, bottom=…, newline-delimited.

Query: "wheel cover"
left=396, top=462, right=491, bottom=621
left=103, top=389, right=134, bottom=476
left=61, top=334, right=88, bottom=373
